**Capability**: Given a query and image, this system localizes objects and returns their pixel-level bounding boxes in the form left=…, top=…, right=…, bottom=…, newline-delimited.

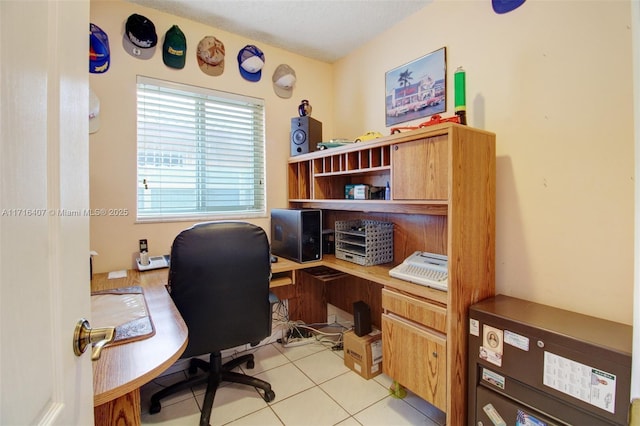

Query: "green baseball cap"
left=163, top=25, right=186, bottom=69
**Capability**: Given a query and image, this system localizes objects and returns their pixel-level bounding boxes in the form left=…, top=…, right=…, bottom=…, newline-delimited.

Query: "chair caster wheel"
left=149, top=401, right=161, bottom=414
left=263, top=390, right=275, bottom=402
left=246, top=359, right=255, bottom=369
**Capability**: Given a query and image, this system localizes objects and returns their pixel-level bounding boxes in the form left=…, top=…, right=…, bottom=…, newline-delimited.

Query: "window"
left=136, top=76, right=266, bottom=222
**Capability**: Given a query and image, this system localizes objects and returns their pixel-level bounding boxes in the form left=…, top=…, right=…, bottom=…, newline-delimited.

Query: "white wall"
left=89, top=0, right=332, bottom=273
left=90, top=0, right=635, bottom=325
left=332, top=0, right=634, bottom=324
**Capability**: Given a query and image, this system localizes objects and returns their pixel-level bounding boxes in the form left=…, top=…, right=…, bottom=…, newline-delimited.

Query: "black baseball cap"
left=122, top=13, right=158, bottom=60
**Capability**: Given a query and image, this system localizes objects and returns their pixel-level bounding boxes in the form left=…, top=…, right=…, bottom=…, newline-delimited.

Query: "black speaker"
left=291, top=116, right=322, bottom=156
left=353, top=301, right=372, bottom=337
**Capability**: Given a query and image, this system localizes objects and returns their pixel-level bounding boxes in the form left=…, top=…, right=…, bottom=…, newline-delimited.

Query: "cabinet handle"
left=432, top=351, right=438, bottom=358
left=393, top=145, right=399, bottom=151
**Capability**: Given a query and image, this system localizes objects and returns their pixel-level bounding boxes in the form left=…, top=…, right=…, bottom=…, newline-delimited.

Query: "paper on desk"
left=108, top=270, right=127, bottom=279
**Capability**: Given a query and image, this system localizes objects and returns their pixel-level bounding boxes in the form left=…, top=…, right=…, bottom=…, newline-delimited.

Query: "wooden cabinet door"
left=382, top=288, right=446, bottom=333
left=391, top=135, right=448, bottom=200
left=382, top=313, right=446, bottom=410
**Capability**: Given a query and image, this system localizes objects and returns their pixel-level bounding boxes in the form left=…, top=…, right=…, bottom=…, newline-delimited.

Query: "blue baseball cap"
left=89, top=23, right=110, bottom=73
left=492, top=0, right=526, bottom=14
left=237, top=45, right=265, bottom=82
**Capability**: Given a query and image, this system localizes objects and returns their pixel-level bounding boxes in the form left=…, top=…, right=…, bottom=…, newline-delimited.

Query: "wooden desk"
left=89, top=260, right=308, bottom=425
left=91, top=269, right=188, bottom=426
left=268, top=254, right=448, bottom=330
left=89, top=257, right=439, bottom=425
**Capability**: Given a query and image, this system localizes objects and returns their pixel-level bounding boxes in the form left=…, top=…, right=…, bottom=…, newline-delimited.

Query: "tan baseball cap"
left=272, top=64, right=296, bottom=98
left=197, top=36, right=225, bottom=76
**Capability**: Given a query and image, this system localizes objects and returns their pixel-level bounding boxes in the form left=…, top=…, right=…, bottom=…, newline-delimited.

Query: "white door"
left=0, top=1, right=94, bottom=425
left=633, top=0, right=640, bottom=410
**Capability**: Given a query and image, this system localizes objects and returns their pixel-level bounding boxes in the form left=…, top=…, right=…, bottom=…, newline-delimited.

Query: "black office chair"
left=149, top=221, right=275, bottom=426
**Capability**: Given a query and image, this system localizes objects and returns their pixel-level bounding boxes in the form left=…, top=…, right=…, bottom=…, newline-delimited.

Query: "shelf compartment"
left=346, top=152, right=359, bottom=171
left=288, top=161, right=311, bottom=200
left=271, top=271, right=295, bottom=287
left=315, top=155, right=349, bottom=174
left=359, top=150, right=370, bottom=169
left=335, top=235, right=367, bottom=247
left=309, top=146, right=393, bottom=177
left=371, top=145, right=391, bottom=168
left=314, top=175, right=351, bottom=200
left=333, top=154, right=345, bottom=172
left=314, top=165, right=391, bottom=178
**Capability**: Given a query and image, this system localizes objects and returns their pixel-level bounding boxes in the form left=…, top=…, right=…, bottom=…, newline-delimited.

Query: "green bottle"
left=454, top=67, right=467, bottom=125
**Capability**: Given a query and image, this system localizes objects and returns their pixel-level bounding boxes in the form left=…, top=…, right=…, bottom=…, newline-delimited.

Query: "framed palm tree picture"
left=385, top=47, right=446, bottom=127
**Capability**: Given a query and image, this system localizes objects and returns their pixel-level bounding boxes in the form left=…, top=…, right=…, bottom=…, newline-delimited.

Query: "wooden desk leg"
left=94, top=388, right=141, bottom=426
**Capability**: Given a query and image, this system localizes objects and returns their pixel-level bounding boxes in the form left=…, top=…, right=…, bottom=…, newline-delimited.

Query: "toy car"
left=354, top=131, right=383, bottom=142
left=317, top=139, right=354, bottom=150
left=389, top=114, right=460, bottom=134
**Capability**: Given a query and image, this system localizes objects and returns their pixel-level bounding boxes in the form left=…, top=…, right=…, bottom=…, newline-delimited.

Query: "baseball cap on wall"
left=272, top=64, right=296, bottom=98
left=492, top=0, right=526, bottom=14
left=163, top=25, right=186, bottom=69
left=197, top=36, right=225, bottom=76
left=237, top=45, right=265, bottom=82
left=89, top=23, right=110, bottom=74
left=122, top=13, right=158, bottom=59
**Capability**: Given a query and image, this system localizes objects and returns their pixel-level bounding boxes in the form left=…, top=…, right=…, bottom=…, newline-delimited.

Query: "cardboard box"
left=352, top=184, right=370, bottom=200
left=344, top=184, right=355, bottom=199
left=344, top=184, right=370, bottom=199
left=343, top=329, right=382, bottom=379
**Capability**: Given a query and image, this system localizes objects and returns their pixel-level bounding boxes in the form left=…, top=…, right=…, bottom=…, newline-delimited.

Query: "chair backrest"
left=168, top=221, right=271, bottom=358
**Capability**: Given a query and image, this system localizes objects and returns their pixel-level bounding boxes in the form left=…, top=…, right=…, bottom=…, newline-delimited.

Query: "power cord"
left=277, top=321, right=349, bottom=348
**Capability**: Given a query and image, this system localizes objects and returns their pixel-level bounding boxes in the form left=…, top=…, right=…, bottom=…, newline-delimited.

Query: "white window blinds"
left=136, top=76, right=266, bottom=222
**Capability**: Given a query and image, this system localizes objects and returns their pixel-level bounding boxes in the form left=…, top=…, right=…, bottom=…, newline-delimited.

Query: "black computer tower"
left=270, top=208, right=322, bottom=263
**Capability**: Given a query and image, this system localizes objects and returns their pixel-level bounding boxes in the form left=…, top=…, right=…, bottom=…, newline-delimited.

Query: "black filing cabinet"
left=468, top=295, right=632, bottom=426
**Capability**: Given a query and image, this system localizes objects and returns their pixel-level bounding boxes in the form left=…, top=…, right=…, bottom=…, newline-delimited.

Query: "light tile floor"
left=140, top=341, right=446, bottom=426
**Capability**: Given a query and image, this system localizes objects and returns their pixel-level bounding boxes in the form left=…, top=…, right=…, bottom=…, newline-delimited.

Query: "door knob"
left=73, top=318, right=115, bottom=361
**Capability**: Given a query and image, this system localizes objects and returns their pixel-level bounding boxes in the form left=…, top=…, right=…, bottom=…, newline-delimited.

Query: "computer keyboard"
left=389, top=251, right=448, bottom=291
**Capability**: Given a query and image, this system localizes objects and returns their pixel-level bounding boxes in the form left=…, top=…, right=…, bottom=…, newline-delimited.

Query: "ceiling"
left=125, top=0, right=432, bottom=63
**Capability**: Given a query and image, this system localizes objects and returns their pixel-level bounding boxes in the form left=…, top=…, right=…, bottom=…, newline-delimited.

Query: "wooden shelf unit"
left=286, top=123, right=496, bottom=425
